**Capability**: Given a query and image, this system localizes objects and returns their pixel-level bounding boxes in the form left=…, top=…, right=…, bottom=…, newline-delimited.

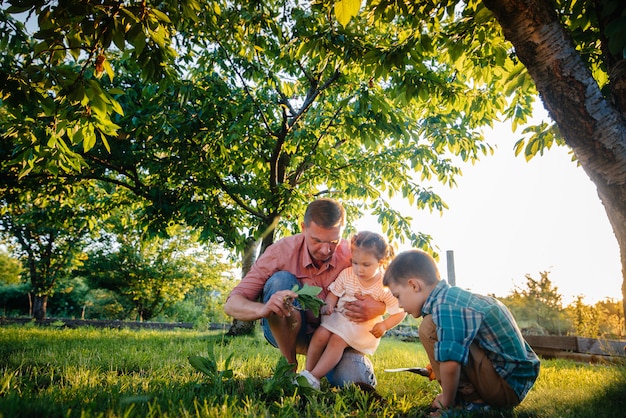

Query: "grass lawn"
left=1, top=324, right=625, bottom=417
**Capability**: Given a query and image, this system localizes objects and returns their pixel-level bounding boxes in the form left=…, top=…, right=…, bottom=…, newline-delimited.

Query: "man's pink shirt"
left=230, top=234, right=351, bottom=301
left=228, top=233, right=351, bottom=331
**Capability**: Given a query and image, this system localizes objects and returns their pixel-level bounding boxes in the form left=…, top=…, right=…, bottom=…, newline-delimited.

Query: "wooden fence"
left=524, top=335, right=626, bottom=363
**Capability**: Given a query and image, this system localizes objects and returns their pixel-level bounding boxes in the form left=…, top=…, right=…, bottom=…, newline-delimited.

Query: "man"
left=224, top=198, right=385, bottom=387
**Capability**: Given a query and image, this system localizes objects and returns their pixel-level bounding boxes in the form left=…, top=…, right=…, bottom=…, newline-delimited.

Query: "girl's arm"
left=369, top=311, right=406, bottom=338
left=321, top=292, right=340, bottom=315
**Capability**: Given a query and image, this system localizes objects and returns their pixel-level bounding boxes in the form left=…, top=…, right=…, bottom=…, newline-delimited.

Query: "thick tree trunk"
left=227, top=237, right=261, bottom=336
left=32, top=294, right=48, bottom=321
left=482, top=0, right=626, bottom=327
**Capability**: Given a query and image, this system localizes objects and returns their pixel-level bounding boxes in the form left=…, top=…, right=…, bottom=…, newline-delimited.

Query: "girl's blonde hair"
left=350, top=231, right=394, bottom=268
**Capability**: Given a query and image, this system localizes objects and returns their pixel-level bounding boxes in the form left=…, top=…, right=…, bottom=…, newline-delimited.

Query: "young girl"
left=298, top=231, right=406, bottom=389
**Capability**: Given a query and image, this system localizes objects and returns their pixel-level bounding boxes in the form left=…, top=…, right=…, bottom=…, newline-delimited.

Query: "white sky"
left=357, top=107, right=623, bottom=306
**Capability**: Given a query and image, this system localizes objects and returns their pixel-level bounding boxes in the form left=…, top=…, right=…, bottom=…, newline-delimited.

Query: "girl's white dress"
left=321, top=267, right=403, bottom=355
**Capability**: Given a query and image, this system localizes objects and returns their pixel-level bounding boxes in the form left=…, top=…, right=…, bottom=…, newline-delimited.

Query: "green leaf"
left=150, top=8, right=171, bottom=24
left=293, top=284, right=322, bottom=297
left=334, top=0, right=361, bottom=27
left=290, top=284, right=325, bottom=316
left=188, top=355, right=216, bottom=376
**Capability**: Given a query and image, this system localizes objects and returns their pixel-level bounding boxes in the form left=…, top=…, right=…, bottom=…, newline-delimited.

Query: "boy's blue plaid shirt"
left=421, top=280, right=540, bottom=401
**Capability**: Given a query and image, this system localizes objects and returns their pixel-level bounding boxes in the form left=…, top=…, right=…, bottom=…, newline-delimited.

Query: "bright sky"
left=357, top=107, right=623, bottom=306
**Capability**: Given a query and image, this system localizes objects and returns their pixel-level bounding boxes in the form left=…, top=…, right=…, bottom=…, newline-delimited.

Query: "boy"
left=383, top=250, right=540, bottom=415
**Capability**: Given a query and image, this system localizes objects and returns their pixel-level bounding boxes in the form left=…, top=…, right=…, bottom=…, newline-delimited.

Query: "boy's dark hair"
left=383, top=250, right=441, bottom=286
left=303, top=198, right=346, bottom=229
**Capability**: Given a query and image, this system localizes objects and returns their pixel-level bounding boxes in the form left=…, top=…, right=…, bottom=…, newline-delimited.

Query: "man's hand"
left=261, top=289, right=299, bottom=319
left=343, top=293, right=386, bottom=322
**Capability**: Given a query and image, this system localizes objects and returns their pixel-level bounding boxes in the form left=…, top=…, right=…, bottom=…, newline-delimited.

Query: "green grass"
left=1, top=325, right=625, bottom=417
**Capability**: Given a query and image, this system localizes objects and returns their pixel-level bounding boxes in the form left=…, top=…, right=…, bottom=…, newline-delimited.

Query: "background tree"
left=78, top=216, right=231, bottom=321
left=593, top=298, right=624, bottom=339
left=500, top=271, right=571, bottom=335
left=569, top=295, right=601, bottom=338
left=0, top=247, right=22, bottom=285
left=0, top=180, right=109, bottom=320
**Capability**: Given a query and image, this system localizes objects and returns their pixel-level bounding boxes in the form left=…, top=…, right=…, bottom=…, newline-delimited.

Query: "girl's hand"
left=369, top=322, right=387, bottom=338
left=321, top=305, right=333, bottom=315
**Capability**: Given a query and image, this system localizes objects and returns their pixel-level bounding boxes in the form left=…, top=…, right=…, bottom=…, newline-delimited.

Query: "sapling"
left=283, top=284, right=325, bottom=316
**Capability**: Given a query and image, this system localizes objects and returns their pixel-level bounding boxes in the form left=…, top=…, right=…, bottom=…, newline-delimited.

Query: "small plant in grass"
left=262, top=356, right=319, bottom=399
left=188, top=347, right=234, bottom=384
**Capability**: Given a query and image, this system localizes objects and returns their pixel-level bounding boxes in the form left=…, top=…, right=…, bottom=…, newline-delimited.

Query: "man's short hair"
left=303, top=198, right=346, bottom=229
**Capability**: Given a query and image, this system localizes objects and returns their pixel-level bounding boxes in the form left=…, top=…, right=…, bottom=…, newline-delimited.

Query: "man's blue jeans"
left=261, top=271, right=377, bottom=388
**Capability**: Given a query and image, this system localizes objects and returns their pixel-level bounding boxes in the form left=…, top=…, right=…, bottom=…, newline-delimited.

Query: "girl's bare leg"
left=306, top=326, right=332, bottom=371
left=310, top=333, right=349, bottom=379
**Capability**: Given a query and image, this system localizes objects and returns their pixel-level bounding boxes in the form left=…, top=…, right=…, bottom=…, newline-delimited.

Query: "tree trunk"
left=227, top=236, right=261, bottom=336
left=482, top=0, right=626, bottom=328
left=32, top=294, right=48, bottom=321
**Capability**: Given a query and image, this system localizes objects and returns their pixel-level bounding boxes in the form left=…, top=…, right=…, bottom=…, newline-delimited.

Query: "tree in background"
left=568, top=297, right=625, bottom=339
left=569, top=295, right=601, bottom=338
left=0, top=247, right=22, bottom=285
left=76, top=207, right=232, bottom=321
left=501, top=271, right=624, bottom=338
left=500, top=271, right=571, bottom=335
left=595, top=298, right=625, bottom=338
left=0, top=180, right=110, bottom=320
left=0, top=247, right=28, bottom=316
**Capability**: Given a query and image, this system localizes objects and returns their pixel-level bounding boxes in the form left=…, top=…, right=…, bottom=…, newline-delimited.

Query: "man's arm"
left=342, top=293, right=386, bottom=322
left=224, top=290, right=298, bottom=321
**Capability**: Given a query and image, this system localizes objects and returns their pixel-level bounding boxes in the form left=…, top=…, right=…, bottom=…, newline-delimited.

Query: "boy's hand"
left=321, top=305, right=333, bottom=315
left=431, top=393, right=452, bottom=410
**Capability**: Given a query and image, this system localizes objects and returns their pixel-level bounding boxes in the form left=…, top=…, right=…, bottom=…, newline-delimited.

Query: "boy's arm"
left=432, top=361, right=461, bottom=410
left=369, top=311, right=406, bottom=338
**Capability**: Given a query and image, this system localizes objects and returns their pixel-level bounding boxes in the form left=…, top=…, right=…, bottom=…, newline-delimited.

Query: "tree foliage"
left=0, top=0, right=191, bottom=176
left=76, top=211, right=232, bottom=321
left=0, top=247, right=22, bottom=285
left=3, top=0, right=509, bottom=259
left=333, top=0, right=626, bottom=326
left=501, top=271, right=570, bottom=335
left=3, top=0, right=626, bottom=320
left=0, top=178, right=111, bottom=319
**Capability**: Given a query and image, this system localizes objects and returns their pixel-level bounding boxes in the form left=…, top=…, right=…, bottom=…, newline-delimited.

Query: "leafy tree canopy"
left=1, top=0, right=534, bottom=258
